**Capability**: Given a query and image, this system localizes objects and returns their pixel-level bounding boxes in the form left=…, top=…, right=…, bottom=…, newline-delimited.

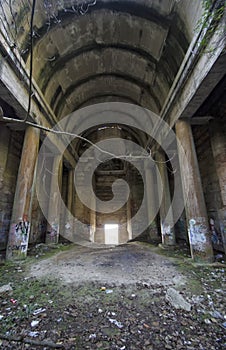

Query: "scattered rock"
left=204, top=319, right=212, bottom=324
left=31, top=320, right=40, bottom=327
left=28, top=331, right=39, bottom=337
left=210, top=311, right=223, bottom=319
left=108, top=318, right=124, bottom=329
left=0, top=244, right=225, bottom=349
left=0, top=284, right=13, bottom=293
left=166, top=288, right=191, bottom=311
left=33, top=308, right=46, bottom=316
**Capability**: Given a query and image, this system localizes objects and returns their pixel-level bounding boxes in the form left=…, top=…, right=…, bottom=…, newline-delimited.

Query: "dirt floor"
left=0, top=242, right=225, bottom=349
left=29, top=243, right=186, bottom=286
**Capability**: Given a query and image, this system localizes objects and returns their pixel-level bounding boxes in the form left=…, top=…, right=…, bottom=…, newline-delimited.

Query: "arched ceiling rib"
left=75, top=94, right=140, bottom=110
left=30, top=8, right=170, bottom=103
left=19, top=0, right=174, bottom=57
left=59, top=99, right=158, bottom=154
left=57, top=76, right=160, bottom=118
left=76, top=123, right=146, bottom=151
left=54, top=72, right=161, bottom=113
left=41, top=45, right=156, bottom=95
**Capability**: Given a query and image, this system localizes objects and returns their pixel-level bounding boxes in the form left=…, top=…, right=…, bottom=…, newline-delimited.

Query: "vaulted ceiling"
left=0, top=0, right=203, bottom=121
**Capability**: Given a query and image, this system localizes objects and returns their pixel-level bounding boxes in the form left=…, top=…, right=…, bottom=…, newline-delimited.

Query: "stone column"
left=6, top=126, right=40, bottom=259
left=60, top=168, right=68, bottom=238
left=63, top=168, right=75, bottom=242
left=127, top=198, right=132, bottom=241
left=67, top=169, right=74, bottom=214
left=209, top=119, right=226, bottom=253
left=0, top=125, right=11, bottom=250
left=176, top=119, right=214, bottom=262
left=156, top=151, right=176, bottom=246
left=89, top=203, right=96, bottom=243
left=145, top=161, right=159, bottom=241
left=46, top=155, right=63, bottom=244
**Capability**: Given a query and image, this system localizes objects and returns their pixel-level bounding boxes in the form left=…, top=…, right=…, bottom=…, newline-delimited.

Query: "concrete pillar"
left=46, top=155, right=63, bottom=244
left=67, top=169, right=74, bottom=213
left=156, top=150, right=176, bottom=246
left=176, top=119, right=214, bottom=262
left=0, top=125, right=11, bottom=250
left=90, top=178, right=97, bottom=243
left=60, top=168, right=68, bottom=238
left=209, top=119, right=226, bottom=253
left=145, top=161, right=159, bottom=241
left=127, top=198, right=132, bottom=241
left=6, top=126, right=40, bottom=259
left=63, top=169, right=75, bottom=240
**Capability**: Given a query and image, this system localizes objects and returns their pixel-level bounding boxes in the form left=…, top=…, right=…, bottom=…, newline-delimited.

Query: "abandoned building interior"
left=0, top=0, right=225, bottom=263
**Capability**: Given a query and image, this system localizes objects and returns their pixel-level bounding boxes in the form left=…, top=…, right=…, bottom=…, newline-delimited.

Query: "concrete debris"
left=210, top=310, right=223, bottom=319
left=0, top=284, right=13, bottom=294
left=165, top=288, right=191, bottom=312
left=108, top=318, right=124, bottom=329
left=28, top=331, right=39, bottom=337
left=204, top=318, right=212, bottom=324
left=33, top=308, right=46, bottom=316
left=105, top=289, right=113, bottom=294
left=89, top=334, right=97, bottom=341
left=31, top=320, right=40, bottom=327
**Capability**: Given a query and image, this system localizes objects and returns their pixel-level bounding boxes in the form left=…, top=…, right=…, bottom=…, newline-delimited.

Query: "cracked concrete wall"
left=29, top=183, right=47, bottom=245
left=175, top=0, right=203, bottom=40
left=0, top=127, right=23, bottom=250
left=193, top=125, right=225, bottom=251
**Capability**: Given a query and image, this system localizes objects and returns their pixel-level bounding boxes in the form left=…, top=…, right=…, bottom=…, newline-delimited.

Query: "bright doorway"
left=104, top=224, right=119, bottom=245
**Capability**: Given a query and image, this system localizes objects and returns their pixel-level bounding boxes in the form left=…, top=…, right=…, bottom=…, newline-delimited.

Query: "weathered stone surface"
left=176, top=120, right=214, bottom=262
left=156, top=150, right=176, bottom=246
left=6, top=127, right=40, bottom=260
left=166, top=287, right=191, bottom=312
left=0, top=127, right=23, bottom=250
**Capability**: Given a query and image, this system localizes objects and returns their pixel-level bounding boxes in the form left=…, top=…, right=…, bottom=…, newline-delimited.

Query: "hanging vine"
left=196, top=0, right=226, bottom=53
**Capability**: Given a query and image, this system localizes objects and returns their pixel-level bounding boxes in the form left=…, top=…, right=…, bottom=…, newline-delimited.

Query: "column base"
left=188, top=217, right=214, bottom=262
left=147, top=223, right=161, bottom=243
left=161, top=223, right=176, bottom=246
left=46, top=223, right=59, bottom=244
left=6, top=221, right=30, bottom=260
left=158, top=243, right=176, bottom=250
left=218, top=208, right=226, bottom=254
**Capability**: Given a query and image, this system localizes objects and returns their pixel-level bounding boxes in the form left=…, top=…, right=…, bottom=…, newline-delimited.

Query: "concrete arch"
left=75, top=94, right=140, bottom=110
left=57, top=75, right=160, bottom=118
left=43, top=45, right=156, bottom=100
left=54, top=72, right=161, bottom=116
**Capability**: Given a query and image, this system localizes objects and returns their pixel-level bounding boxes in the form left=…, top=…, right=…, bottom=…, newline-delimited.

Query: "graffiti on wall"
left=188, top=218, right=208, bottom=252
left=8, top=215, right=30, bottom=256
